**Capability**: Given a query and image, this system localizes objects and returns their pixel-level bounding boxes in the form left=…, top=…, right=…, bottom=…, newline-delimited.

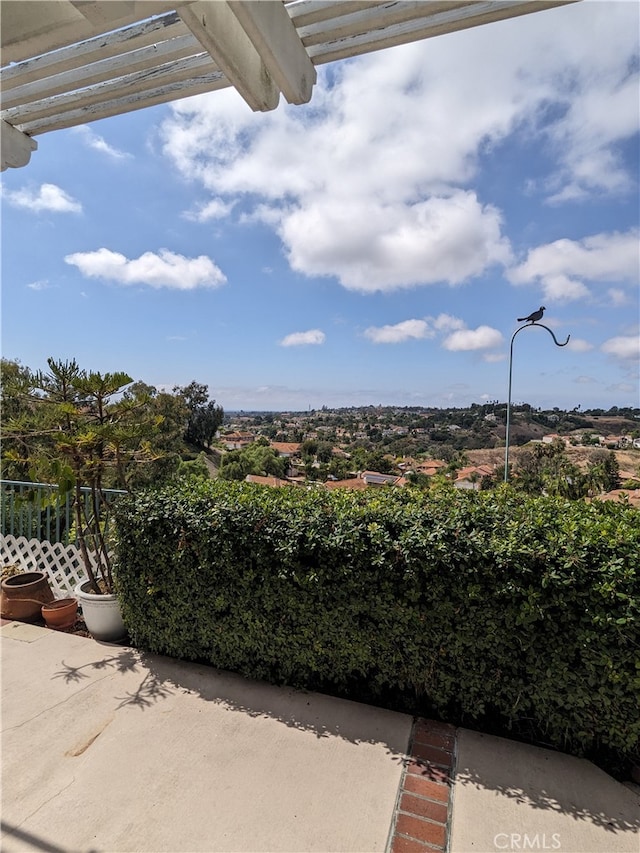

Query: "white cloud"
left=278, top=191, right=511, bottom=292
left=72, top=125, right=132, bottom=160
left=443, top=326, right=504, bottom=352
left=567, top=338, right=594, bottom=353
left=4, top=183, right=82, bottom=213
left=508, top=230, right=639, bottom=302
left=158, top=2, right=638, bottom=291
left=574, top=375, right=596, bottom=385
left=432, top=314, right=466, bottom=332
left=64, top=248, right=226, bottom=290
left=364, top=319, right=431, bottom=344
left=364, top=313, right=504, bottom=355
left=183, top=198, right=236, bottom=222
left=543, top=61, right=639, bottom=202
left=601, top=335, right=640, bottom=361
left=26, top=279, right=51, bottom=291
left=279, top=329, right=326, bottom=347
left=607, top=288, right=628, bottom=307
left=607, top=382, right=637, bottom=395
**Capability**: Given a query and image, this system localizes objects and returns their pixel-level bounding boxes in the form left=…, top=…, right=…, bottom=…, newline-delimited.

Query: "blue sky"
left=2, top=1, right=639, bottom=412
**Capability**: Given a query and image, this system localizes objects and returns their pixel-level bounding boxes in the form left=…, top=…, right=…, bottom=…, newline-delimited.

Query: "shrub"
left=114, top=482, right=639, bottom=775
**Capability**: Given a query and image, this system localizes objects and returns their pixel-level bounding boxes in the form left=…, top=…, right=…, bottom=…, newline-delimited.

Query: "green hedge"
left=114, top=481, right=639, bottom=773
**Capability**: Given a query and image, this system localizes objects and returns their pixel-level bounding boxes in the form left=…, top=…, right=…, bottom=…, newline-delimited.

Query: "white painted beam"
left=305, top=1, right=577, bottom=65
left=286, top=1, right=384, bottom=30
left=2, top=53, right=220, bottom=128
left=229, top=1, right=316, bottom=105
left=17, top=71, right=229, bottom=136
left=298, top=2, right=473, bottom=46
left=1, top=13, right=191, bottom=91
left=1, top=0, right=179, bottom=64
left=0, top=120, right=37, bottom=170
left=1, top=35, right=202, bottom=110
left=177, top=1, right=280, bottom=111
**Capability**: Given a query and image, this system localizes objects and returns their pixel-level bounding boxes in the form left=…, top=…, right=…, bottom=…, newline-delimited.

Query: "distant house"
left=223, top=432, right=254, bottom=450
left=244, top=475, right=293, bottom=488
left=416, top=460, right=447, bottom=477
left=542, top=434, right=570, bottom=446
left=593, top=489, right=640, bottom=508
left=324, top=477, right=368, bottom=491
left=542, top=434, right=559, bottom=444
left=600, top=434, right=624, bottom=448
left=270, top=442, right=301, bottom=457
left=453, top=465, right=494, bottom=491
left=324, top=471, right=407, bottom=491
left=361, top=471, right=406, bottom=487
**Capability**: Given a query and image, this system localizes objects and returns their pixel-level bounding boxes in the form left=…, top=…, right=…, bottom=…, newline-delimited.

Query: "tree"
left=1, top=358, right=35, bottom=480
left=587, top=450, right=620, bottom=494
left=4, top=358, right=165, bottom=593
left=122, top=385, right=191, bottom=487
left=173, top=381, right=223, bottom=450
left=513, top=440, right=587, bottom=498
left=218, top=442, right=287, bottom=481
left=316, top=441, right=334, bottom=463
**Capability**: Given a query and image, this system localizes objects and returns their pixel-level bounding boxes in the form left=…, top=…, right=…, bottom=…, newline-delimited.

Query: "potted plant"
left=6, top=359, right=161, bottom=642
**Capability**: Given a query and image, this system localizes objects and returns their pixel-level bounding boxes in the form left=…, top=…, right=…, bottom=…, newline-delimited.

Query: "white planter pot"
left=75, top=581, right=127, bottom=643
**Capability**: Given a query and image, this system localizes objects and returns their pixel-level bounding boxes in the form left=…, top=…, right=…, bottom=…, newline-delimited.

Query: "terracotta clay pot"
left=41, top=597, right=78, bottom=630
left=1, top=571, right=54, bottom=622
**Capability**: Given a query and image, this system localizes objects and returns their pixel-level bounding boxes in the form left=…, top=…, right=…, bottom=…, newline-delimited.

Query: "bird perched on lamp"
left=518, top=306, right=545, bottom=323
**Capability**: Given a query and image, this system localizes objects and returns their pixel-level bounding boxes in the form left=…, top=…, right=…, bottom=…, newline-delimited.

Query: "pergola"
left=1, top=1, right=574, bottom=171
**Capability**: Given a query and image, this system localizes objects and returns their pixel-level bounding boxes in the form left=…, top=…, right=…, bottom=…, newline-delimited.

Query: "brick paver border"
left=387, top=718, right=457, bottom=853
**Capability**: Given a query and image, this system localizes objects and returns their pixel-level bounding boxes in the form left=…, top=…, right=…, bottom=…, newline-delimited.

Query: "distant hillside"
left=467, top=446, right=640, bottom=477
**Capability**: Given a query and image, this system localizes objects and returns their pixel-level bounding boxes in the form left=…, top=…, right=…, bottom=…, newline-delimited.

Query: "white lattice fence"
left=0, top=534, right=95, bottom=596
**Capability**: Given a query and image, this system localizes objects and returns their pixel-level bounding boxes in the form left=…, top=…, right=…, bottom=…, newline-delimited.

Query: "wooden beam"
left=1, top=35, right=202, bottom=110
left=298, top=1, right=474, bottom=46
left=177, top=1, right=280, bottom=111
left=0, top=120, right=37, bottom=170
left=2, top=53, right=220, bottom=128
left=305, top=1, right=577, bottom=65
left=0, top=13, right=191, bottom=92
left=17, top=72, right=229, bottom=136
left=1, top=0, right=178, bottom=64
left=229, top=1, right=316, bottom=105
left=286, top=1, right=384, bottom=30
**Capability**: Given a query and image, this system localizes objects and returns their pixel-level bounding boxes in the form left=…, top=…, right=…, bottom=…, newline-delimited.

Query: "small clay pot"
left=41, top=598, right=78, bottom=630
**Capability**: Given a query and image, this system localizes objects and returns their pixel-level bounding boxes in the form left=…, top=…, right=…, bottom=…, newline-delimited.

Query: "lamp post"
left=504, top=321, right=570, bottom=483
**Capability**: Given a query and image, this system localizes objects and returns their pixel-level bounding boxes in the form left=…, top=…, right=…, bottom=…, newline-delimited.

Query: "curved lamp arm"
left=504, top=322, right=570, bottom=483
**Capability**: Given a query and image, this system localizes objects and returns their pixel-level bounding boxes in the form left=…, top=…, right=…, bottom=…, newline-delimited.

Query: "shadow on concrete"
left=137, top=650, right=410, bottom=760
left=52, top=648, right=174, bottom=711
left=0, top=820, right=98, bottom=853
left=50, top=644, right=410, bottom=760
left=453, top=733, right=640, bottom=836
left=53, top=648, right=139, bottom=683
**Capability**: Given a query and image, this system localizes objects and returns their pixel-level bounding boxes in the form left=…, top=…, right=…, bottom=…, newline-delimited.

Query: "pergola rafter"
left=0, top=0, right=577, bottom=170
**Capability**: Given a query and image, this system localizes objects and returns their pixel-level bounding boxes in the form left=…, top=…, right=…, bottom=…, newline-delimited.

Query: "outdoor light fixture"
left=504, top=313, right=570, bottom=483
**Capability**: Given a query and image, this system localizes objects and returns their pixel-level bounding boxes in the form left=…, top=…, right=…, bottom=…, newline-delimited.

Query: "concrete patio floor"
left=1, top=622, right=638, bottom=853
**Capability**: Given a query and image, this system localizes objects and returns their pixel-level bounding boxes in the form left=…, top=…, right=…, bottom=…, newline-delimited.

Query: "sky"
left=1, top=0, right=639, bottom=413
